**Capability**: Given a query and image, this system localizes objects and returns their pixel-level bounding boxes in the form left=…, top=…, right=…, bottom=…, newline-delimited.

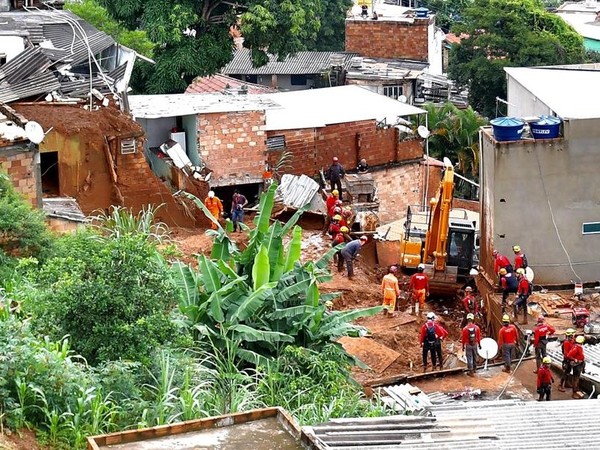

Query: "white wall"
left=428, top=23, right=444, bottom=76
left=506, top=76, right=554, bottom=117
left=0, top=36, right=25, bottom=62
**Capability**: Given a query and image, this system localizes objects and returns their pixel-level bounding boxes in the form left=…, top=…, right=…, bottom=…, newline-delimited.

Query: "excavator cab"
left=446, top=220, right=476, bottom=278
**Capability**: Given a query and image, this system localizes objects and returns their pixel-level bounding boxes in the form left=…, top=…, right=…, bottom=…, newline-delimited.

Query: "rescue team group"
left=380, top=247, right=586, bottom=401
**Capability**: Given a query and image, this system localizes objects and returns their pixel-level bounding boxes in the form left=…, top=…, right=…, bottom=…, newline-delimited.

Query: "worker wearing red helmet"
left=409, top=264, right=429, bottom=317
left=498, top=314, right=519, bottom=373
left=532, top=315, right=555, bottom=373
left=381, top=266, right=400, bottom=316
left=567, top=335, right=586, bottom=398
left=325, top=156, right=345, bottom=196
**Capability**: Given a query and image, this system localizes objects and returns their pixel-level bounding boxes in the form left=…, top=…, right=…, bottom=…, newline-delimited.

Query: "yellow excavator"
left=400, top=158, right=477, bottom=295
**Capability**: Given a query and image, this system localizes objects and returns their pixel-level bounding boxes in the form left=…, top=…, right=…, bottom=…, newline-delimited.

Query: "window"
left=120, top=138, right=136, bottom=154
left=244, top=75, right=258, bottom=84
left=582, top=222, right=600, bottom=235
left=383, top=85, right=404, bottom=100
left=266, top=135, right=286, bottom=151
left=290, top=75, right=307, bottom=86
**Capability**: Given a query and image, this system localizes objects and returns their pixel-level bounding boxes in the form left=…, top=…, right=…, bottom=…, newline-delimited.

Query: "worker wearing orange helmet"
left=381, top=266, right=400, bottom=316
left=499, top=267, right=518, bottom=305
left=409, top=264, right=429, bottom=316
left=325, top=156, right=345, bottom=195
left=204, top=190, right=223, bottom=230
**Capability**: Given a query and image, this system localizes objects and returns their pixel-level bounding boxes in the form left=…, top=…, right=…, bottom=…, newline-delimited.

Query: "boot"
left=467, top=370, right=475, bottom=377
left=558, top=385, right=565, bottom=392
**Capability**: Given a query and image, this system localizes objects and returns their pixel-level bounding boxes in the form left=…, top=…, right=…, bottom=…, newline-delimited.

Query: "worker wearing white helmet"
left=409, top=264, right=429, bottom=317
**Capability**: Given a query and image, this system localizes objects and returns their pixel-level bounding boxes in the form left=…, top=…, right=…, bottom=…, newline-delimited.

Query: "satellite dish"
left=25, top=121, right=45, bottom=144
left=478, top=337, right=499, bottom=372
left=526, top=266, right=535, bottom=283
left=442, top=157, right=453, bottom=168
left=398, top=94, right=407, bottom=103
left=417, top=125, right=430, bottom=139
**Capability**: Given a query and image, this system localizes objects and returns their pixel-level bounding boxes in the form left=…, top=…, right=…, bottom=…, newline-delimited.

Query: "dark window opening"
left=244, top=75, right=258, bottom=84
left=41, top=151, right=59, bottom=196
left=583, top=222, right=600, bottom=235
left=0, top=54, right=6, bottom=66
left=290, top=75, right=307, bottom=86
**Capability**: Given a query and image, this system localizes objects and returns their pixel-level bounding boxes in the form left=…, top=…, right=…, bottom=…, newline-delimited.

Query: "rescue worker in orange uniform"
left=498, top=314, right=519, bottom=373
left=533, top=316, right=556, bottom=373
left=204, top=190, right=223, bottom=229
left=567, top=335, right=586, bottom=398
left=409, top=264, right=429, bottom=316
left=537, top=356, right=554, bottom=401
left=381, top=266, right=400, bottom=316
left=558, top=328, right=576, bottom=392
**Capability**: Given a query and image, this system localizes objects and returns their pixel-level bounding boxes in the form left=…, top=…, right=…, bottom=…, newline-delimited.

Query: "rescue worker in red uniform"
left=461, top=286, right=478, bottom=327
left=420, top=319, right=446, bottom=372
left=332, top=226, right=351, bottom=264
left=499, top=268, right=518, bottom=305
left=567, top=335, right=586, bottom=399
left=461, top=313, right=482, bottom=377
left=512, top=245, right=528, bottom=270
left=536, top=356, right=554, bottom=401
left=533, top=316, right=556, bottom=373
left=493, top=249, right=514, bottom=275
left=427, top=312, right=448, bottom=370
left=322, top=190, right=339, bottom=235
left=558, top=328, right=576, bottom=392
left=328, top=214, right=342, bottom=239
left=514, top=268, right=531, bottom=324
left=498, top=314, right=519, bottom=373
left=409, top=264, right=429, bottom=316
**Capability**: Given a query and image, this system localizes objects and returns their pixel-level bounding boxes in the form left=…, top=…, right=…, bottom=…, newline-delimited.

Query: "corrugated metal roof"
left=221, top=50, right=359, bottom=75
left=275, top=174, right=325, bottom=213
left=186, top=73, right=277, bottom=94
left=42, top=197, right=87, bottom=222
left=307, top=399, right=600, bottom=449
left=547, top=340, right=600, bottom=385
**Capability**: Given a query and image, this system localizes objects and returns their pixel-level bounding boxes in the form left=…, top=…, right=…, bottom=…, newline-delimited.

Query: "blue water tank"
left=415, top=7, right=429, bottom=18
left=490, top=117, right=525, bottom=142
left=529, top=115, right=561, bottom=139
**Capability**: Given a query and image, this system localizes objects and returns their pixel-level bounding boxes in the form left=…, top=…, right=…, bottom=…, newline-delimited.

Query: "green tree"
left=98, top=0, right=352, bottom=93
left=448, top=0, right=585, bottom=117
left=421, top=0, right=473, bottom=32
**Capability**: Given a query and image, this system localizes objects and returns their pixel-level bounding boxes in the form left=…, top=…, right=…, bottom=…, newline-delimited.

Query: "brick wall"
left=0, top=147, right=39, bottom=207
left=345, top=18, right=430, bottom=60
left=199, top=111, right=267, bottom=187
left=267, top=121, right=423, bottom=177
left=370, top=162, right=423, bottom=224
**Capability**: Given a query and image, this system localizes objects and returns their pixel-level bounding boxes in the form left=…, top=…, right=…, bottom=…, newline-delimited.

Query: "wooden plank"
left=338, top=336, right=400, bottom=374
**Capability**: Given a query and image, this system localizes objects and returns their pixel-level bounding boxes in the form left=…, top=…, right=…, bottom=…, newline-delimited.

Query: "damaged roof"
left=221, top=49, right=359, bottom=75
left=186, top=73, right=277, bottom=95
left=0, top=9, right=133, bottom=103
left=345, top=57, right=428, bottom=81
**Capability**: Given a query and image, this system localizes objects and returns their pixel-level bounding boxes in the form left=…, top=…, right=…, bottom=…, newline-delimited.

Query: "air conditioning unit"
left=120, top=138, right=136, bottom=154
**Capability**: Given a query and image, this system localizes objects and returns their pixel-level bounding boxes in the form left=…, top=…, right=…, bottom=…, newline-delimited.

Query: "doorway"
left=41, top=151, right=59, bottom=196
left=213, top=183, right=262, bottom=219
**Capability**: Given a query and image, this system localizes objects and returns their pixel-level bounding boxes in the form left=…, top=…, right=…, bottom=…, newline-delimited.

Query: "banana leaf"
left=236, top=348, right=274, bottom=369
left=305, top=281, right=320, bottom=307
left=171, top=262, right=199, bottom=304
left=280, top=202, right=311, bottom=236
left=284, top=226, right=302, bottom=272
left=252, top=245, right=270, bottom=291
left=268, top=305, right=316, bottom=320
left=255, top=183, right=277, bottom=234
left=315, top=244, right=344, bottom=270
left=230, top=282, right=277, bottom=322
left=274, top=278, right=311, bottom=304
left=198, top=254, right=222, bottom=293
left=228, top=324, right=294, bottom=343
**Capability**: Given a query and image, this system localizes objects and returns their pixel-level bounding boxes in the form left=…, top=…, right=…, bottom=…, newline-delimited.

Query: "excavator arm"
left=424, top=158, right=454, bottom=271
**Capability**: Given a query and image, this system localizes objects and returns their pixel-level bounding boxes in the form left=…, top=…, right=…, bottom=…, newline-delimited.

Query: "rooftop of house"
left=505, top=66, right=600, bottom=119
left=262, top=85, right=426, bottom=131
left=347, top=0, right=431, bottom=23
left=556, top=2, right=600, bottom=41
left=185, top=73, right=278, bottom=95
left=0, top=9, right=133, bottom=103
left=345, top=57, right=428, bottom=81
left=220, top=49, right=359, bottom=75
left=0, top=104, right=28, bottom=146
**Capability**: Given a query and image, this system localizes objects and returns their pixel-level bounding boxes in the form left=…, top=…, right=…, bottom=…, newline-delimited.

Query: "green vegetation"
left=95, top=0, right=352, bottom=93
left=0, top=174, right=389, bottom=448
left=448, top=0, right=586, bottom=117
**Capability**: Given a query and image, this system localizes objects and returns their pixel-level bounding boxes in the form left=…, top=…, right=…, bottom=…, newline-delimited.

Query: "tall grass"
left=91, top=205, right=170, bottom=243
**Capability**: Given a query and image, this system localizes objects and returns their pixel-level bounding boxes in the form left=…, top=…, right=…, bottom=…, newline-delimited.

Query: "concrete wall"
left=138, top=116, right=177, bottom=148
left=427, top=22, right=444, bottom=76
left=0, top=146, right=39, bottom=207
left=345, top=79, right=416, bottom=103
left=345, top=18, right=430, bottom=61
left=181, top=114, right=200, bottom=165
left=198, top=110, right=267, bottom=187
left=506, top=77, right=553, bottom=118
left=480, top=119, right=600, bottom=285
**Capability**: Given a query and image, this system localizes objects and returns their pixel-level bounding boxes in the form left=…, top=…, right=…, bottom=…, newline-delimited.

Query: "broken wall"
left=369, top=162, right=423, bottom=223
left=345, top=18, right=430, bottom=61
left=198, top=110, right=267, bottom=187
left=0, top=146, right=39, bottom=207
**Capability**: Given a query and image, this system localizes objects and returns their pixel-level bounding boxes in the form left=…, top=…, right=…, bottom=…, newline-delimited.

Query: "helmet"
left=324, top=300, right=334, bottom=308
left=467, top=313, right=475, bottom=320
left=537, top=315, right=545, bottom=323
left=417, top=263, right=425, bottom=272
left=332, top=189, right=339, bottom=196
left=493, top=250, right=499, bottom=256
left=389, top=265, right=398, bottom=273
left=516, top=268, right=525, bottom=275
left=426, top=312, right=435, bottom=320
left=333, top=207, right=342, bottom=214
left=542, top=356, right=551, bottom=364
left=359, top=235, right=368, bottom=242
left=333, top=214, right=342, bottom=221
left=465, top=286, right=473, bottom=292
left=566, top=328, right=576, bottom=336
left=335, top=199, right=343, bottom=206
left=499, top=268, right=507, bottom=275
left=332, top=156, right=339, bottom=162
left=208, top=190, right=215, bottom=198
left=342, top=209, right=352, bottom=217
left=513, top=245, right=521, bottom=253
left=576, top=335, right=585, bottom=344
left=340, top=226, right=349, bottom=233
left=502, top=314, right=510, bottom=323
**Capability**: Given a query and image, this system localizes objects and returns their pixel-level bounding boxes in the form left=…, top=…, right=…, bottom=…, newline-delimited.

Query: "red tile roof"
left=185, top=74, right=277, bottom=95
